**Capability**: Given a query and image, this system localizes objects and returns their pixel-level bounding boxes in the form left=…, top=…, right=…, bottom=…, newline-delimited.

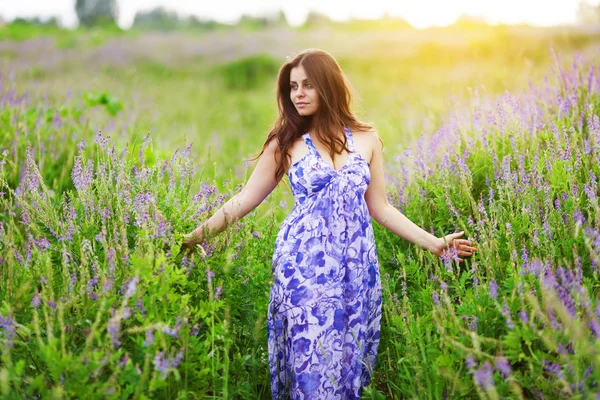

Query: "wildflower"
left=518, top=310, right=529, bottom=324
left=542, top=360, right=564, bottom=380
left=153, top=349, right=185, bottom=379
left=440, top=246, right=458, bottom=271
left=135, top=297, right=147, bottom=318
left=205, top=268, right=214, bottom=285
left=124, top=277, right=139, bottom=299
left=87, top=276, right=99, bottom=300
left=153, top=352, right=169, bottom=378
left=466, top=354, right=477, bottom=370
left=253, top=230, right=261, bottom=239
left=432, top=291, right=440, bottom=306
left=108, top=316, right=121, bottom=349
left=495, top=357, right=512, bottom=378
left=215, top=285, right=223, bottom=300
left=501, top=299, right=515, bottom=330
left=95, top=132, right=111, bottom=150
left=144, top=328, right=155, bottom=347
left=119, top=354, right=129, bottom=369
left=521, top=246, right=529, bottom=274
left=466, top=316, right=478, bottom=331
left=31, top=292, right=41, bottom=309
left=0, top=314, right=16, bottom=347
left=473, top=361, right=494, bottom=390
left=489, top=280, right=498, bottom=299
left=191, top=323, right=199, bottom=336
left=572, top=208, right=585, bottom=224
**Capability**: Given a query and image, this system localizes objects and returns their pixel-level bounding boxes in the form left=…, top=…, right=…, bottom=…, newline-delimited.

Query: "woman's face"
left=290, top=65, right=319, bottom=116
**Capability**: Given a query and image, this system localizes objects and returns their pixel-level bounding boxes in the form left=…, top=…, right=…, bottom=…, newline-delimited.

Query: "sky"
left=0, top=0, right=588, bottom=29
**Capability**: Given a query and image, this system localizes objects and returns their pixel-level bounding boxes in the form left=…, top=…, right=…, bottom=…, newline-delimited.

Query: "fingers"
left=453, top=231, right=465, bottom=239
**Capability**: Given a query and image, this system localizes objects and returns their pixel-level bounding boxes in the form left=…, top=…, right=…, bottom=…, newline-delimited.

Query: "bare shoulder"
left=349, top=128, right=378, bottom=163
left=265, top=137, right=280, bottom=152
left=353, top=128, right=379, bottom=141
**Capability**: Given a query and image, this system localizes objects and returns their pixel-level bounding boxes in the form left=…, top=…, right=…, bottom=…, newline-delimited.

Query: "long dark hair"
left=249, top=48, right=382, bottom=183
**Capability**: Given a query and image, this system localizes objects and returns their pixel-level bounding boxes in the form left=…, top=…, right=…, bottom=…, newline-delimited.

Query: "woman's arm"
left=364, top=130, right=477, bottom=260
left=183, top=138, right=281, bottom=249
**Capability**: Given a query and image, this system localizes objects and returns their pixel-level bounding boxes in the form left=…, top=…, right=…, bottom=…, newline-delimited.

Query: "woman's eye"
left=306, top=84, right=312, bottom=88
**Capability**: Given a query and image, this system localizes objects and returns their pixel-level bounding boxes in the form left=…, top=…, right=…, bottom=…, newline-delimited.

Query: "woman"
left=182, top=48, right=477, bottom=399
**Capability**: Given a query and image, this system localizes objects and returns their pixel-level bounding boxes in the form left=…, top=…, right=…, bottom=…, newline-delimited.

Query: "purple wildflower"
left=502, top=299, right=515, bottom=329
left=153, top=352, right=169, bottom=378
left=144, top=328, right=155, bottom=346
left=135, top=297, right=147, bottom=318
left=31, top=292, right=41, bottom=308
left=162, top=319, right=183, bottom=338
left=108, top=316, right=121, bottom=349
left=0, top=314, right=16, bottom=348
left=466, top=354, right=477, bottom=370
left=205, top=268, right=214, bottom=285
left=466, top=316, right=478, bottom=331
left=473, top=361, right=494, bottom=390
left=153, top=349, right=185, bottom=379
left=440, top=246, right=459, bottom=271
left=215, top=285, right=223, bottom=300
left=495, top=357, right=512, bottom=378
left=489, top=280, right=498, bottom=299
left=119, top=354, right=129, bottom=369
left=542, top=360, right=564, bottom=380
left=432, top=291, right=440, bottom=306
left=124, top=277, right=139, bottom=299
left=191, top=323, right=199, bottom=337
left=518, top=310, right=529, bottom=324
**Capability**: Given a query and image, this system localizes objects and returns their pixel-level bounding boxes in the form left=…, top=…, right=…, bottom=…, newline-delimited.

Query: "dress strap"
left=302, top=132, right=314, bottom=151
left=303, top=128, right=354, bottom=152
left=344, top=127, right=355, bottom=152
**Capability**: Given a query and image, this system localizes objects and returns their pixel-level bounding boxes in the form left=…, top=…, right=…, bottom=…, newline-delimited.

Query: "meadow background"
left=0, top=6, right=600, bottom=399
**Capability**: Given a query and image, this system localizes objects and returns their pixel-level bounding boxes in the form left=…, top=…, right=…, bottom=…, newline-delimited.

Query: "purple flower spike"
left=31, top=292, right=41, bottom=309
left=473, top=361, right=495, bottom=390
left=495, top=357, right=512, bottom=378
left=489, top=280, right=498, bottom=299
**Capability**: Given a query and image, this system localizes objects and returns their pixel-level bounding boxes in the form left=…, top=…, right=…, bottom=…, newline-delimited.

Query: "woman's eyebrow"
left=290, top=79, right=309, bottom=83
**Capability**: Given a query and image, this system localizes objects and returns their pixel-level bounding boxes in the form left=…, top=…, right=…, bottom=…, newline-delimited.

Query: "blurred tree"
left=453, top=14, right=489, bottom=29
left=133, top=7, right=180, bottom=31
left=577, top=0, right=600, bottom=23
left=303, top=10, right=332, bottom=27
left=186, top=15, right=222, bottom=31
left=11, top=16, right=59, bottom=26
left=238, top=9, right=289, bottom=30
left=75, top=0, right=118, bottom=27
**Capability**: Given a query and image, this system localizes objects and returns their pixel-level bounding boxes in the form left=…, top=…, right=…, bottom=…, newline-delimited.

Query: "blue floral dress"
left=268, top=126, right=383, bottom=399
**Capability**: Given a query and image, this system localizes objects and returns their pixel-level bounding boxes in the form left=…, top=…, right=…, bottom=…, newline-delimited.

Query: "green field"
left=1, top=23, right=599, bottom=398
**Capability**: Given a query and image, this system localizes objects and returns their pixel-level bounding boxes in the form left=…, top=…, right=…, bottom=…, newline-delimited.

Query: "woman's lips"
left=297, top=103, right=308, bottom=107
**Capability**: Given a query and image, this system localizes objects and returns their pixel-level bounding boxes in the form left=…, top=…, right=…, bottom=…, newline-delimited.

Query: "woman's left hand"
left=430, top=231, right=477, bottom=262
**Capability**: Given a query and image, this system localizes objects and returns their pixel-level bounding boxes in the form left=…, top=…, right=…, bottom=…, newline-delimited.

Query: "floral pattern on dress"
left=268, top=126, right=382, bottom=399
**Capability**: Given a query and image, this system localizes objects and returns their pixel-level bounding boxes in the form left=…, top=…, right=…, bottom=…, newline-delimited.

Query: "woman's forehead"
left=290, top=66, right=308, bottom=81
